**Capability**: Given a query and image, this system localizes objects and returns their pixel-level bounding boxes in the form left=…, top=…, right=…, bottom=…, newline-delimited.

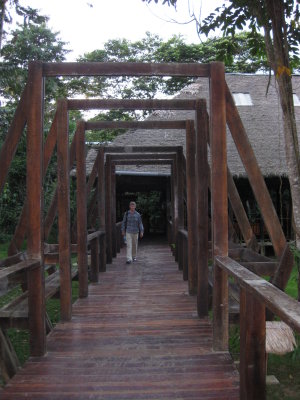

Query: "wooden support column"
left=90, top=237, right=99, bottom=282
left=225, top=84, right=289, bottom=264
left=44, top=134, right=77, bottom=242
left=210, top=62, right=228, bottom=351
left=196, top=101, right=209, bottom=316
left=240, top=287, right=266, bottom=400
left=57, top=98, right=72, bottom=321
left=186, top=120, right=198, bottom=295
left=170, top=163, right=175, bottom=252
left=177, top=147, right=184, bottom=239
left=227, top=169, right=259, bottom=251
left=26, top=61, right=46, bottom=356
left=105, top=155, right=112, bottom=264
left=97, top=147, right=106, bottom=272
left=173, top=157, right=179, bottom=261
left=76, top=120, right=88, bottom=298
left=111, top=164, right=117, bottom=258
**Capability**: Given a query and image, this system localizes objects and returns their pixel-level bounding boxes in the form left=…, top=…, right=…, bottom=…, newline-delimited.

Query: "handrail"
left=215, top=255, right=300, bottom=333
left=215, top=255, right=300, bottom=399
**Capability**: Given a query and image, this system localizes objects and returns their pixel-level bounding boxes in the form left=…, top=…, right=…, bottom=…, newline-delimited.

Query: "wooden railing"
left=215, top=255, right=300, bottom=399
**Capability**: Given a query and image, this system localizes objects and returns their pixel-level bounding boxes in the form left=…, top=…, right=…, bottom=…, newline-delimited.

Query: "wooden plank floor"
left=1, top=237, right=239, bottom=399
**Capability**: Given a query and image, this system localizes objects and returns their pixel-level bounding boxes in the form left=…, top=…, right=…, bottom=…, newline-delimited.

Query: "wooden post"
left=225, top=84, right=288, bottom=260
left=177, top=147, right=184, bottom=243
left=26, top=61, right=46, bottom=356
left=177, top=231, right=183, bottom=271
left=210, top=62, right=228, bottom=351
left=240, top=287, right=266, bottom=400
left=76, top=120, right=88, bottom=298
left=105, top=155, right=112, bottom=264
left=185, top=120, right=198, bottom=295
left=97, top=147, right=106, bottom=272
left=170, top=163, right=175, bottom=253
left=196, top=101, right=209, bottom=316
left=57, top=98, right=72, bottom=321
left=90, top=237, right=99, bottom=283
left=173, top=157, right=179, bottom=261
left=227, top=169, right=259, bottom=251
left=182, top=231, right=188, bottom=281
left=111, top=164, right=117, bottom=258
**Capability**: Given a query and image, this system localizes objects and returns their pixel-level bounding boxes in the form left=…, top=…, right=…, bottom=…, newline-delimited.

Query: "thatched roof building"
left=86, top=73, right=300, bottom=179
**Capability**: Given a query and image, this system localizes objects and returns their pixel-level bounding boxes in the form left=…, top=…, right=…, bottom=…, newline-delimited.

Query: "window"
left=293, top=93, right=300, bottom=106
left=232, top=92, right=253, bottom=106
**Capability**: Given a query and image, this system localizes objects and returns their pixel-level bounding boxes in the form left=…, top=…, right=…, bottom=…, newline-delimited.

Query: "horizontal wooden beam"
left=108, top=153, right=176, bottom=161
left=104, top=146, right=181, bottom=153
left=85, top=120, right=188, bottom=130
left=43, top=62, right=210, bottom=78
left=239, top=262, right=277, bottom=277
left=112, top=160, right=173, bottom=166
left=68, top=99, right=199, bottom=111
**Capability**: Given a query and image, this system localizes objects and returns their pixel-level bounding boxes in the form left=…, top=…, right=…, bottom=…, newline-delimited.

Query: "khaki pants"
left=126, top=232, right=139, bottom=262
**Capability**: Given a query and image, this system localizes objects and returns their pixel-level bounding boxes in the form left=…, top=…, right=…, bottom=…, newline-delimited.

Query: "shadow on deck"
left=1, top=239, right=239, bottom=399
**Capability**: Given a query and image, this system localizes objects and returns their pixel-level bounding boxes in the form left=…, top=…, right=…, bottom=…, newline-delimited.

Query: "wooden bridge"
left=0, top=238, right=239, bottom=399
left=0, top=61, right=300, bottom=399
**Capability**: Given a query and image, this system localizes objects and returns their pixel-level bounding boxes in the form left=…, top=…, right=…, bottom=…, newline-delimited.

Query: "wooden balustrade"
left=215, top=255, right=300, bottom=400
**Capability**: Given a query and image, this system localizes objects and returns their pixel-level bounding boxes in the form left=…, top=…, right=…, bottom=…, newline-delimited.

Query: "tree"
left=143, top=0, right=300, bottom=246
left=72, top=31, right=268, bottom=107
left=0, top=18, right=71, bottom=240
left=0, top=0, right=47, bottom=50
left=0, top=21, right=70, bottom=105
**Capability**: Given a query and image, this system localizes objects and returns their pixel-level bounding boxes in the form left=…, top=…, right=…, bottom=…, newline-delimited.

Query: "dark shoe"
left=126, top=260, right=132, bottom=264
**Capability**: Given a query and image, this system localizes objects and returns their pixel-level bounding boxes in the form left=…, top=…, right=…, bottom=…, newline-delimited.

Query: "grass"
left=2, top=280, right=79, bottom=368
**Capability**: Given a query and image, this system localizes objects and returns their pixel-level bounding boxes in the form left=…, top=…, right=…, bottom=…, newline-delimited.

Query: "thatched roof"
left=87, top=73, right=300, bottom=178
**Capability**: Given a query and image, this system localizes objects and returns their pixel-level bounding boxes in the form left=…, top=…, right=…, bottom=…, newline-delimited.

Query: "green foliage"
left=136, top=191, right=166, bottom=232
left=71, top=31, right=270, bottom=119
left=0, top=14, right=71, bottom=244
left=143, top=0, right=300, bottom=72
left=85, top=110, right=135, bottom=143
left=199, top=0, right=300, bottom=73
left=0, top=22, right=70, bottom=104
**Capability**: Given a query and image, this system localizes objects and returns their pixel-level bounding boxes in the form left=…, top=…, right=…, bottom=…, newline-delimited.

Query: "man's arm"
left=139, top=215, right=144, bottom=238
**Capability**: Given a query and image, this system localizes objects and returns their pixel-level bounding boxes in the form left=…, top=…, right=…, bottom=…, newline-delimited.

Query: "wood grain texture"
left=1, top=239, right=239, bottom=399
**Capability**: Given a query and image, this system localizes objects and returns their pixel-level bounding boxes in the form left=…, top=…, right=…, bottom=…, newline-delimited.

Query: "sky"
left=20, top=0, right=223, bottom=60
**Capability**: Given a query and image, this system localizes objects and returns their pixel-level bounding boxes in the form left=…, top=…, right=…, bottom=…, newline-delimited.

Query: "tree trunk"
left=264, top=0, right=300, bottom=246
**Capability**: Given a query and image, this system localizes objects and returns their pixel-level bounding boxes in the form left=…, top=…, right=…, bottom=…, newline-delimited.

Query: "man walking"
left=121, top=201, right=144, bottom=264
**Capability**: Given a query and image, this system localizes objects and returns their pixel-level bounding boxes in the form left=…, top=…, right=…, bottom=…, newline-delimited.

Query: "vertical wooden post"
left=57, top=99, right=72, bottom=321
left=210, top=62, right=229, bottom=350
left=177, top=147, right=184, bottom=241
left=196, top=102, right=209, bottom=316
left=182, top=233, right=188, bottom=281
left=90, top=237, right=99, bottom=282
left=177, top=231, right=183, bottom=271
left=173, top=157, right=179, bottom=261
left=105, top=155, right=112, bottom=264
left=240, top=287, right=266, bottom=400
left=186, top=120, right=198, bottom=295
left=170, top=162, right=175, bottom=253
left=98, top=147, right=106, bottom=272
left=111, top=163, right=117, bottom=258
left=26, top=61, right=46, bottom=356
left=76, top=120, right=88, bottom=298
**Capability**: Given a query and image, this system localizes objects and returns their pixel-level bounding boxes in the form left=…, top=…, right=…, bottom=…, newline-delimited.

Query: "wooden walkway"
left=1, top=238, right=239, bottom=399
